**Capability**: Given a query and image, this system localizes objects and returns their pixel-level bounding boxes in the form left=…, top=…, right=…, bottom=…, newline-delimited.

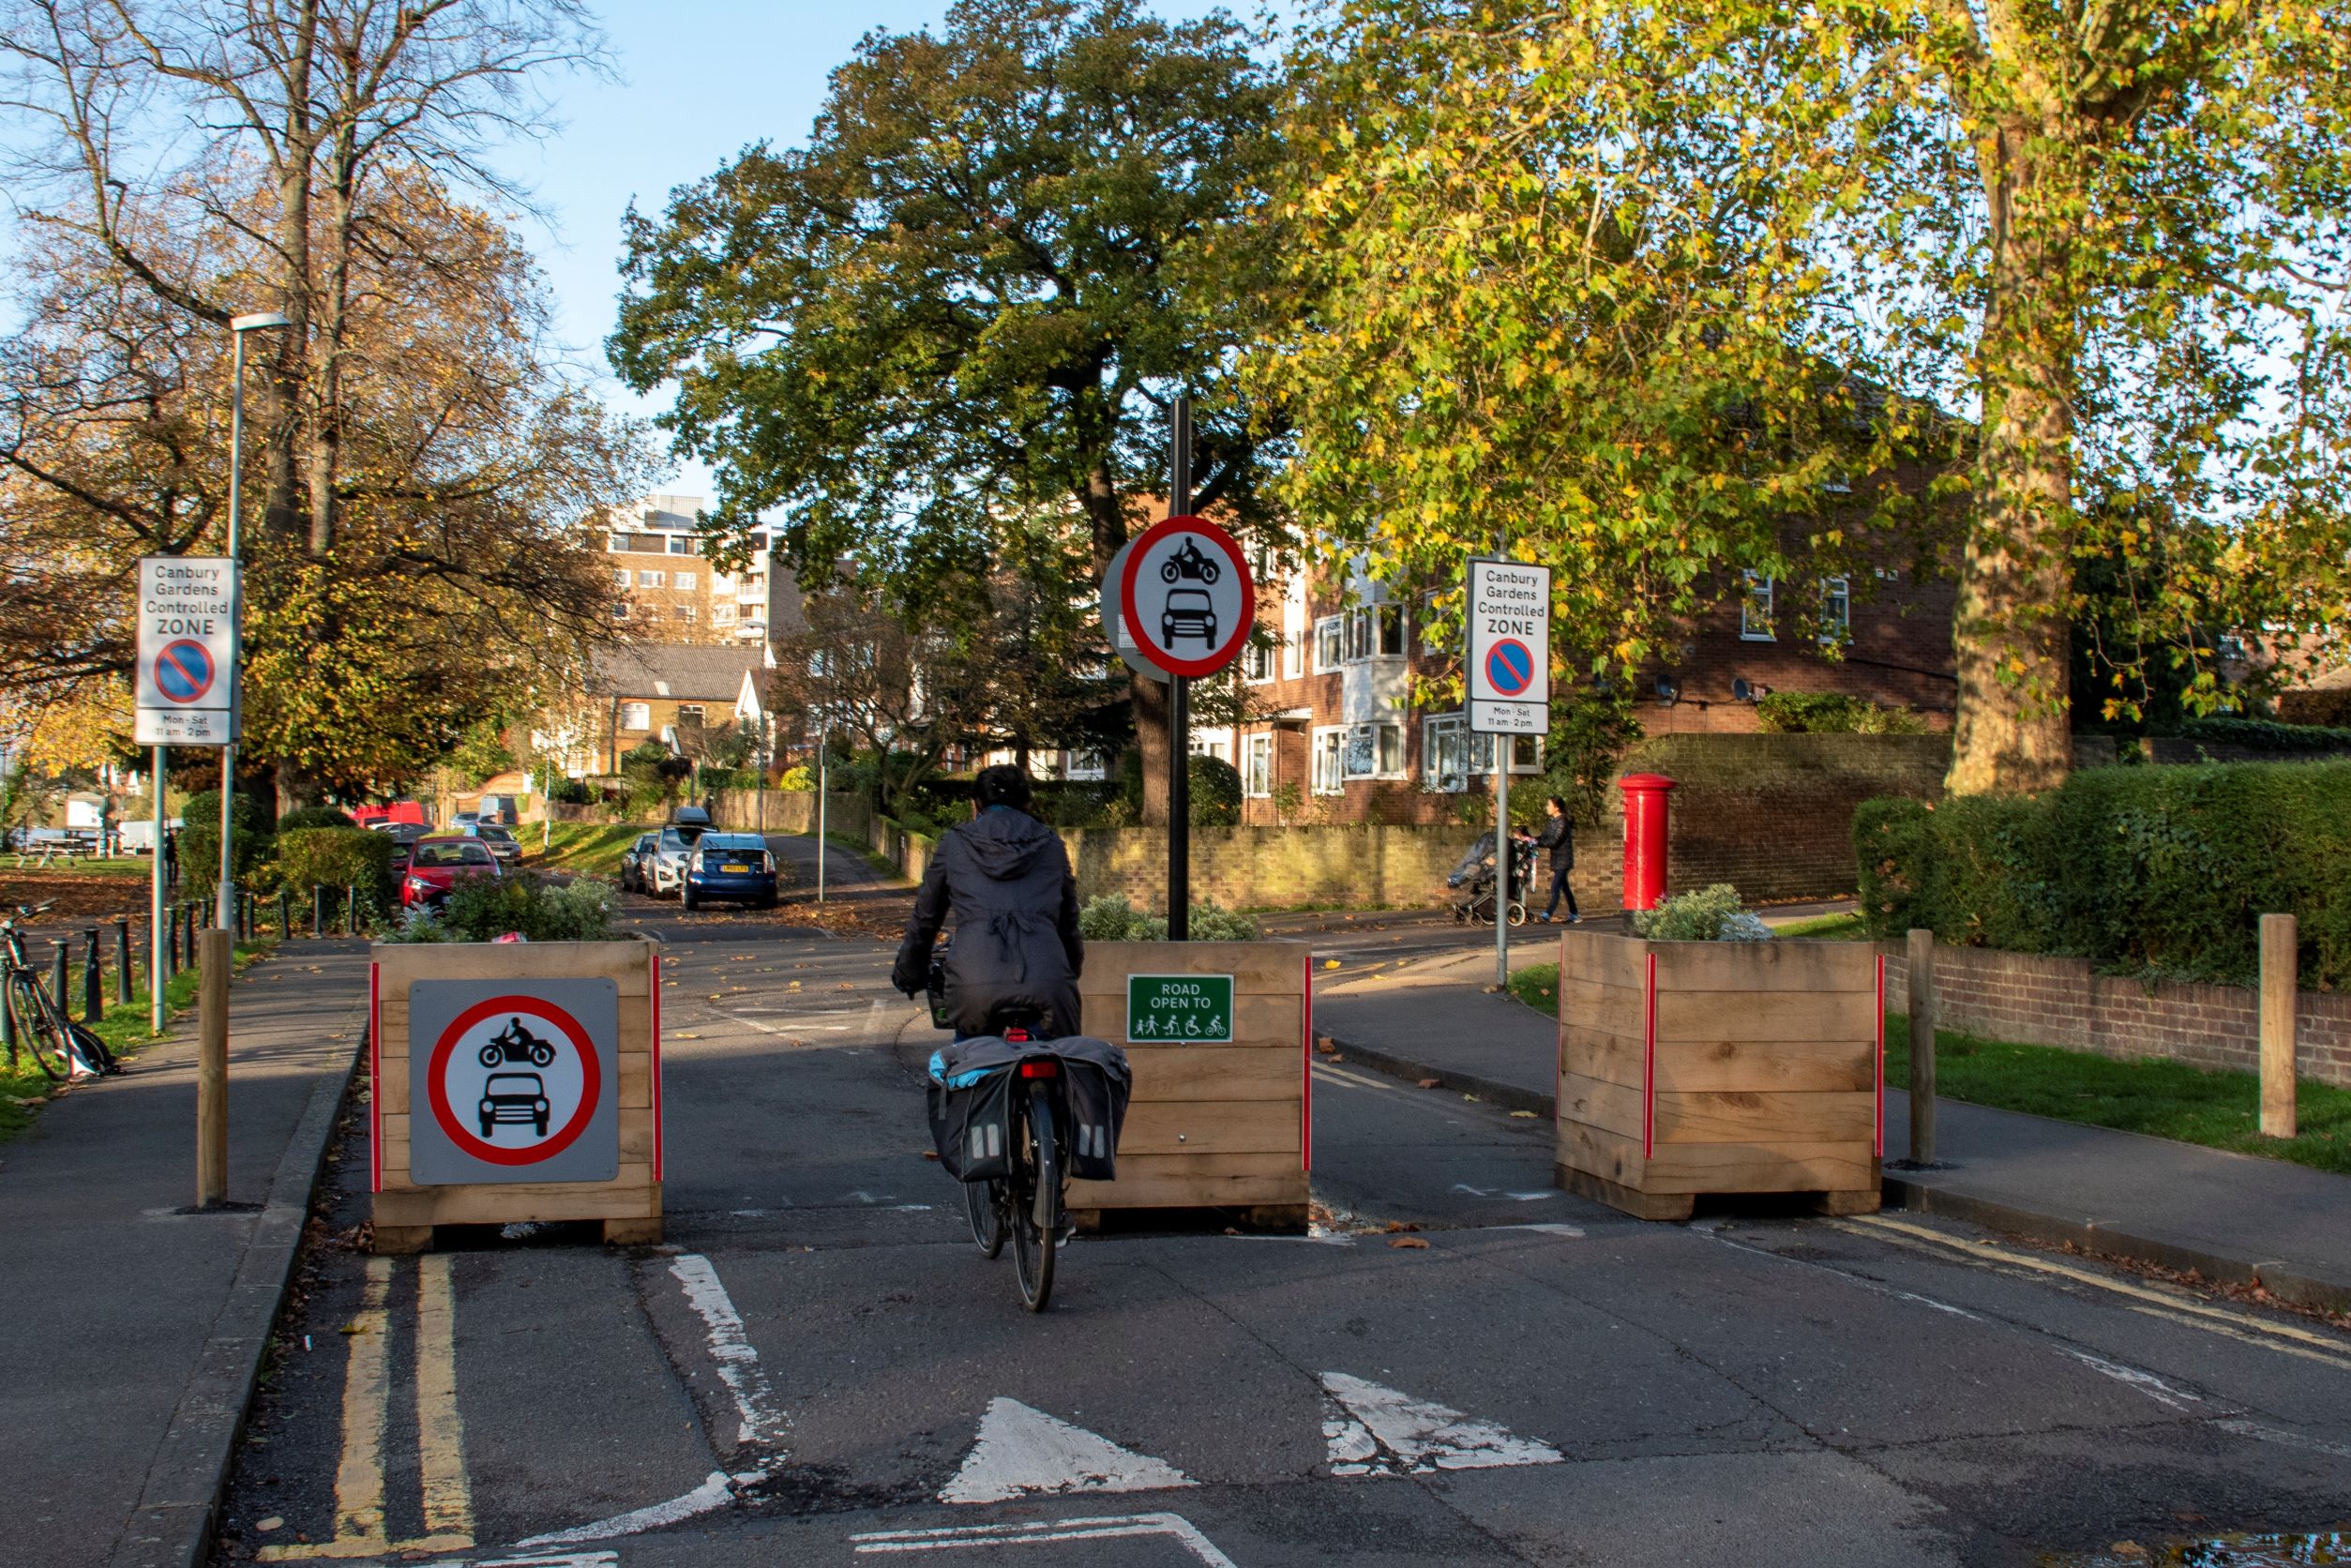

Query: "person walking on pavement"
left=892, top=764, right=1086, bottom=1038
left=161, top=825, right=179, bottom=890
left=1532, top=794, right=1578, bottom=924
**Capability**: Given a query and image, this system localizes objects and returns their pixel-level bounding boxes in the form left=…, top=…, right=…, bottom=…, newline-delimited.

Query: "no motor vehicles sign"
left=1116, top=516, right=1256, bottom=679
left=408, top=978, right=620, bottom=1185
left=134, top=555, right=240, bottom=746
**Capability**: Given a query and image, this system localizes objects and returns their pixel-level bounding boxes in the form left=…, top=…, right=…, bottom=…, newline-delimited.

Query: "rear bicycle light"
left=1018, top=1060, right=1059, bottom=1078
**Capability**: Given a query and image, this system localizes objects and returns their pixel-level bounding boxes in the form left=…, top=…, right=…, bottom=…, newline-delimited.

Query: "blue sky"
left=505, top=0, right=1257, bottom=494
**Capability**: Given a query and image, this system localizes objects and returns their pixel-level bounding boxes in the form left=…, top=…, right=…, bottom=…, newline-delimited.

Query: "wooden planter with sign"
left=1069, top=939, right=1311, bottom=1229
left=369, top=937, right=663, bottom=1253
left=1555, top=931, right=1883, bottom=1221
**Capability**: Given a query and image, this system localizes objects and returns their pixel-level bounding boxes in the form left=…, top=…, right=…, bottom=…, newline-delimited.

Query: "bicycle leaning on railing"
left=3, top=901, right=117, bottom=1081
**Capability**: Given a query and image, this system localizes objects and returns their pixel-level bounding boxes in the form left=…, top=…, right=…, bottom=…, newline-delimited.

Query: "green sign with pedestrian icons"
left=1125, top=973, right=1234, bottom=1043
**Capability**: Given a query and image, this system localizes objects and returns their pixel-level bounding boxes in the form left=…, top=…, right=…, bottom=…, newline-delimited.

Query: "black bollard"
left=116, top=918, right=133, bottom=1004
left=180, top=904, right=197, bottom=972
left=279, top=891, right=291, bottom=938
left=346, top=882, right=360, bottom=936
left=52, top=941, right=70, bottom=1019
left=83, top=926, right=102, bottom=1024
left=158, top=907, right=174, bottom=983
left=311, top=886, right=324, bottom=939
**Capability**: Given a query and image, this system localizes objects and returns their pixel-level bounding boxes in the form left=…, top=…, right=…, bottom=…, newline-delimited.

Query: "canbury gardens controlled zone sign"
left=133, top=555, right=240, bottom=746
left=1466, top=558, right=1552, bottom=735
left=408, top=978, right=620, bottom=1184
left=1126, top=973, right=1235, bottom=1043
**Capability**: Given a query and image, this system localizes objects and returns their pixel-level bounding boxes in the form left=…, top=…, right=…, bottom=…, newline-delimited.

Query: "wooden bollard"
left=1906, top=928, right=1936, bottom=1165
left=197, top=927, right=231, bottom=1207
left=2259, top=912, right=2298, bottom=1138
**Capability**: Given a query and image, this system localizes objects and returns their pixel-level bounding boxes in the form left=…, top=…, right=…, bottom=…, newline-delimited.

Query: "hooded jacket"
left=892, top=807, right=1085, bottom=1037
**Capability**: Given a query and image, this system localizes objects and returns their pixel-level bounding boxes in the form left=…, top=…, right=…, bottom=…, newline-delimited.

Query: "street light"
left=216, top=309, right=292, bottom=932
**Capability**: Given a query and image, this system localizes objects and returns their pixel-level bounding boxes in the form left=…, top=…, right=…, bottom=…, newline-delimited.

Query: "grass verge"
left=2, top=938, right=276, bottom=1143
left=522, top=822, right=646, bottom=877
left=1503, top=961, right=2349, bottom=1175
left=2, top=854, right=154, bottom=878
left=1771, top=911, right=1869, bottom=941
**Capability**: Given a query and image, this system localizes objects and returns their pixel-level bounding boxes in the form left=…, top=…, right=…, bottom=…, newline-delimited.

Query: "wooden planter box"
left=1071, top=939, right=1311, bottom=1229
left=1556, top=931, right=1883, bottom=1220
left=370, top=937, right=664, bottom=1253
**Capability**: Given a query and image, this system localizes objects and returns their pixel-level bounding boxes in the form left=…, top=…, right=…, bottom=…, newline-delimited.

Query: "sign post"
left=1467, top=558, right=1553, bottom=988
left=1102, top=401, right=1255, bottom=942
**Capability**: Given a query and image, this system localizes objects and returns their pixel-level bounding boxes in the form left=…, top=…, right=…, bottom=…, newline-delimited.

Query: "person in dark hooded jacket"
left=892, top=764, right=1086, bottom=1037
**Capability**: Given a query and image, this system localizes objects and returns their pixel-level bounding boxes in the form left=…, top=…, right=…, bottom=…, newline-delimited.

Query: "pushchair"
left=1446, top=830, right=1535, bottom=927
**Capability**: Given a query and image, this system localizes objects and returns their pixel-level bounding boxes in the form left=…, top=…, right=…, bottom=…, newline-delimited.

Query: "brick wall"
left=1881, top=942, right=2351, bottom=1091
left=1060, top=823, right=1613, bottom=912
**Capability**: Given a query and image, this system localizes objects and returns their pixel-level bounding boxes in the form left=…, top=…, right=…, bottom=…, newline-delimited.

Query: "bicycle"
left=950, top=1005, right=1067, bottom=1312
left=2, top=902, right=116, bottom=1080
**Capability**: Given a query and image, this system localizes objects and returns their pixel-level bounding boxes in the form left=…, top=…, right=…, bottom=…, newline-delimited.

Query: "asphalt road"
left=213, top=903, right=2351, bottom=1568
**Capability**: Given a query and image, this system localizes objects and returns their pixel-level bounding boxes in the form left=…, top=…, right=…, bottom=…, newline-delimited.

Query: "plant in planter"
left=1557, top=886, right=1881, bottom=1221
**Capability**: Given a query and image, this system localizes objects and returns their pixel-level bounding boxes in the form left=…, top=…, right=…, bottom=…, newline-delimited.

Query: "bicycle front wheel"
left=1012, top=1083, right=1059, bottom=1312
left=5, top=972, right=72, bottom=1081
left=966, top=1176, right=1005, bottom=1259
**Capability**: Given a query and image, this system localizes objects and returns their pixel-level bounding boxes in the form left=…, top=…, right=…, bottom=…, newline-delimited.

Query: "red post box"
left=1619, top=773, right=1677, bottom=912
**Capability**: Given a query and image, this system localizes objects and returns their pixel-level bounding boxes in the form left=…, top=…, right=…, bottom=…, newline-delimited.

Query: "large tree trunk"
left=1946, top=124, right=2078, bottom=797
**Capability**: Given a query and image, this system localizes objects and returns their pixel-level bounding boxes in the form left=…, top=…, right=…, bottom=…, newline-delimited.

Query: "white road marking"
left=1451, top=1184, right=1560, bottom=1202
left=852, top=1513, right=1239, bottom=1565
left=1500, top=1223, right=1587, bottom=1238
left=669, top=1253, right=786, bottom=1448
left=2063, top=1350, right=2204, bottom=1411
left=1320, top=1372, right=1563, bottom=1476
left=939, top=1397, right=1197, bottom=1504
left=512, top=1470, right=735, bottom=1549
left=2214, top=1418, right=2351, bottom=1461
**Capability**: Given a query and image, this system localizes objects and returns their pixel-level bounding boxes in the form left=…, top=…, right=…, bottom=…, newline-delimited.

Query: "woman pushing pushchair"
left=1445, top=827, right=1538, bottom=927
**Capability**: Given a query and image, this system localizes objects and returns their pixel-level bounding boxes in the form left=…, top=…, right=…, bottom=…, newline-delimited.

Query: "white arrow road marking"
left=1320, top=1372, right=1563, bottom=1476
left=853, top=1513, right=1238, bottom=1565
left=940, top=1398, right=1196, bottom=1504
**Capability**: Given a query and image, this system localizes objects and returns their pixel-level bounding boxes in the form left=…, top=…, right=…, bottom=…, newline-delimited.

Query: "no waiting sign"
left=1466, top=558, right=1551, bottom=735
left=134, top=556, right=240, bottom=746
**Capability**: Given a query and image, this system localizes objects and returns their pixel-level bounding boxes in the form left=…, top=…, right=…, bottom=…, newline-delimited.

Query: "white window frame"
left=638, top=569, right=666, bottom=589
left=1741, top=572, right=1776, bottom=641
left=1343, top=721, right=1406, bottom=781
left=1243, top=732, right=1274, bottom=797
left=667, top=535, right=697, bottom=556
left=1283, top=627, right=1304, bottom=679
left=672, top=603, right=697, bottom=622
left=1314, top=616, right=1345, bottom=673
left=620, top=701, right=652, bottom=731
left=607, top=533, right=630, bottom=553
left=713, top=604, right=737, bottom=626
left=1819, top=576, right=1850, bottom=645
left=1243, top=638, right=1277, bottom=685
left=1311, top=726, right=1346, bottom=795
left=1424, top=713, right=1542, bottom=790
left=610, top=601, right=630, bottom=621
left=674, top=703, right=704, bottom=727
left=612, top=567, right=630, bottom=589
left=673, top=570, right=698, bottom=591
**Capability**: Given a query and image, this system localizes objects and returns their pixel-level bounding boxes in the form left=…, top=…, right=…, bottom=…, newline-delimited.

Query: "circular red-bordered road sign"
left=1484, top=639, right=1536, bottom=698
left=425, top=995, right=604, bottom=1167
left=1117, top=515, right=1256, bottom=679
left=154, top=639, right=216, bottom=704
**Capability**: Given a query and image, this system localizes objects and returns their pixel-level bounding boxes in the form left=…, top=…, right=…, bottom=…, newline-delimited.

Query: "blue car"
left=682, top=833, right=778, bottom=912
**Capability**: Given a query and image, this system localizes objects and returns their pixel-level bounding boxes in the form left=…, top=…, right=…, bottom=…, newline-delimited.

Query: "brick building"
left=602, top=492, right=789, bottom=647
left=533, top=644, right=769, bottom=777
left=1212, top=554, right=1957, bottom=826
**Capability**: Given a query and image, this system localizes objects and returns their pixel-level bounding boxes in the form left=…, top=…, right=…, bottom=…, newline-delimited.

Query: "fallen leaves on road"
left=1314, top=1036, right=1336, bottom=1054
left=1322, top=958, right=1342, bottom=969
left=1509, top=1109, right=1538, bottom=1119
left=920, top=1150, right=940, bottom=1161
left=1382, top=1220, right=1420, bottom=1233
left=673, top=1032, right=701, bottom=1040
left=1416, top=1078, right=1440, bottom=1089
left=1389, top=1237, right=1431, bottom=1249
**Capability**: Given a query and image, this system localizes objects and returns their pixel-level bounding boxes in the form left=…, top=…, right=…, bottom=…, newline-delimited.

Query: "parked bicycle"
left=3, top=902, right=116, bottom=1080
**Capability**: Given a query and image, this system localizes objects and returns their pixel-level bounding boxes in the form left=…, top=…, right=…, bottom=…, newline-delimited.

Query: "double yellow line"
left=260, top=1254, right=475, bottom=1560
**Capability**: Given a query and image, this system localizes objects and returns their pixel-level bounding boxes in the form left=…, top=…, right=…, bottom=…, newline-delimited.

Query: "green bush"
left=1853, top=761, right=2351, bottom=988
left=381, top=874, right=621, bottom=943
left=2172, top=716, right=2351, bottom=755
left=1189, top=754, right=1243, bottom=827
left=177, top=791, right=276, bottom=887
left=1077, top=894, right=1260, bottom=942
left=274, top=827, right=395, bottom=904
left=1756, top=692, right=1928, bottom=734
left=778, top=764, right=815, bottom=792
left=276, top=805, right=357, bottom=832
left=546, top=776, right=592, bottom=806
left=1632, top=884, right=1773, bottom=942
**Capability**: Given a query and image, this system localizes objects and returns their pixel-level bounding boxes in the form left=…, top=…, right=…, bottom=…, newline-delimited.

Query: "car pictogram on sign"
left=1161, top=588, right=1219, bottom=647
left=479, top=1072, right=551, bottom=1138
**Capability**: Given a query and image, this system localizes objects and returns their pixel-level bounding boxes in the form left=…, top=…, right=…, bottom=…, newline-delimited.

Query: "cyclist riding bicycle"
left=892, top=764, right=1085, bottom=1039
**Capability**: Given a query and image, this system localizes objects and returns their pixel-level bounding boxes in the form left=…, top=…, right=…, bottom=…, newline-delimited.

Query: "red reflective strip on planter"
left=650, top=951, right=665, bottom=1182
left=1874, top=954, right=1886, bottom=1159
left=369, top=960, right=382, bottom=1194
left=1641, top=950, right=1659, bottom=1160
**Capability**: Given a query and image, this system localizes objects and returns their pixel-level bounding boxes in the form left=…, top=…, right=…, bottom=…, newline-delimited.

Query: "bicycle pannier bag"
left=1048, top=1037, right=1132, bottom=1182
left=927, top=1038, right=1019, bottom=1183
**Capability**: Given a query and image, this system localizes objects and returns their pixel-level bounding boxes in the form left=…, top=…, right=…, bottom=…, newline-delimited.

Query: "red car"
left=400, top=836, right=501, bottom=908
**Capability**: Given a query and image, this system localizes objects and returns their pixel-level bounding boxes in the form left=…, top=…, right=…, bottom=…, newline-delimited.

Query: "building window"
left=612, top=567, right=630, bottom=589
left=1065, top=750, right=1108, bottom=782
left=673, top=571, right=697, bottom=591
left=1283, top=624, right=1304, bottom=679
left=668, top=535, right=697, bottom=555
left=1243, top=638, right=1277, bottom=684
left=1343, top=721, right=1405, bottom=780
left=610, top=602, right=630, bottom=621
left=1314, top=616, right=1345, bottom=673
left=621, top=702, right=652, bottom=731
left=1188, top=726, right=1234, bottom=763
left=675, top=704, right=704, bottom=728
left=1819, top=576, right=1850, bottom=645
left=1311, top=726, right=1345, bottom=794
left=1741, top=572, right=1775, bottom=641
left=1243, top=733, right=1274, bottom=797
left=673, top=604, right=696, bottom=622
left=638, top=569, right=666, bottom=589
left=713, top=605, right=736, bottom=626
left=1340, top=604, right=1407, bottom=663
left=1424, top=713, right=1542, bottom=790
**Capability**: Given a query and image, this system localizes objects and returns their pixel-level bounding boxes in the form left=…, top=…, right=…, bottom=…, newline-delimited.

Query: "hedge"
left=274, top=827, right=396, bottom=904
left=1854, top=761, right=2351, bottom=989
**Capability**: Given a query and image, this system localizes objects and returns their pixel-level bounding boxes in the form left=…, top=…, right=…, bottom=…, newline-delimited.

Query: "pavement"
left=1311, top=927, right=2351, bottom=1313
left=0, top=936, right=370, bottom=1568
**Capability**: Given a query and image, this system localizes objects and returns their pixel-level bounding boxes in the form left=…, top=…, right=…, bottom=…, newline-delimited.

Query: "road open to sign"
left=1117, top=516, right=1256, bottom=679
left=408, top=978, right=620, bottom=1184
left=1126, top=973, right=1235, bottom=1043
left=1466, top=558, right=1551, bottom=735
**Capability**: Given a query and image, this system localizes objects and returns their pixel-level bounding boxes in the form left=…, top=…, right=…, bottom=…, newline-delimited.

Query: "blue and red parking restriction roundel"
left=154, top=640, right=216, bottom=704
left=1484, top=639, right=1535, bottom=699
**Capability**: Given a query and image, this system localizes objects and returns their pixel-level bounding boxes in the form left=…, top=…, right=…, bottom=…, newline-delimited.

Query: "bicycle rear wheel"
left=5, top=972, right=73, bottom=1081
left=1011, top=1083, right=1059, bottom=1312
left=965, top=1176, right=1005, bottom=1258
left=67, top=1020, right=116, bottom=1076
